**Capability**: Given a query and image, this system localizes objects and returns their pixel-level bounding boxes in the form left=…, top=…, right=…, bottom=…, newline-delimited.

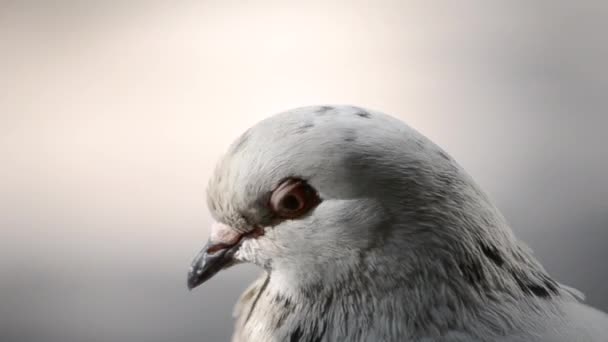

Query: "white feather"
left=203, top=105, right=608, bottom=341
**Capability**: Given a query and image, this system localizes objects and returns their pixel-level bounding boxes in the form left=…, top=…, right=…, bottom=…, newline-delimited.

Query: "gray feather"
left=203, top=105, right=608, bottom=341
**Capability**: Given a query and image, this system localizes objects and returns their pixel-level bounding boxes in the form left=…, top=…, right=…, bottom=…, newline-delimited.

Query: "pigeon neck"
left=263, top=238, right=565, bottom=340
left=263, top=216, right=566, bottom=339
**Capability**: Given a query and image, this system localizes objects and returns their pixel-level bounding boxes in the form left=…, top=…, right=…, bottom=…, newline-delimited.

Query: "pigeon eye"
left=269, top=179, right=320, bottom=219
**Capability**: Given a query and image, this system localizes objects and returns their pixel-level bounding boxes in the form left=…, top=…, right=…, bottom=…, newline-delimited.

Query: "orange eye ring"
left=269, top=179, right=321, bottom=219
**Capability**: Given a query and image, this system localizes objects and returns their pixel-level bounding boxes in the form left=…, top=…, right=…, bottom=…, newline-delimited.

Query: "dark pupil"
left=281, top=195, right=301, bottom=211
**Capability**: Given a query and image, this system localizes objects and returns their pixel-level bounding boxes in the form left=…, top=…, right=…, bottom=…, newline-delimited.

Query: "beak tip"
left=187, top=270, right=202, bottom=291
left=187, top=240, right=240, bottom=292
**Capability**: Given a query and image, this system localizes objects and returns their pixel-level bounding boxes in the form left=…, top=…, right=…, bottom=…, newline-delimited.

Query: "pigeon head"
left=187, top=105, right=537, bottom=297
left=184, top=105, right=601, bottom=342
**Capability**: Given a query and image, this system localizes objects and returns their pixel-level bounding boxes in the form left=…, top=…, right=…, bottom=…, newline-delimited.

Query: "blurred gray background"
left=1, top=1, right=607, bottom=341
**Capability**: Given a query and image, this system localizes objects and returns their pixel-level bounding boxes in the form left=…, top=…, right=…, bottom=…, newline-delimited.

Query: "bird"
left=187, top=105, right=608, bottom=341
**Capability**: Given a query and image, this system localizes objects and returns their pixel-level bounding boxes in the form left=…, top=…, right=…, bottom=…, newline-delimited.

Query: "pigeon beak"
left=187, top=222, right=260, bottom=290
left=187, top=239, right=240, bottom=290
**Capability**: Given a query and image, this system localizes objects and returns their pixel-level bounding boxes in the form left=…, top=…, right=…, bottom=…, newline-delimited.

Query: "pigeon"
left=187, top=105, right=608, bottom=341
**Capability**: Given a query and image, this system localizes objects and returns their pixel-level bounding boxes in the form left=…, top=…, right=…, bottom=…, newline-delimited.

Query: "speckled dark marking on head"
left=314, top=106, right=333, bottom=115
left=355, top=111, right=371, bottom=118
left=480, top=242, right=505, bottom=267
left=343, top=129, right=357, bottom=143
left=295, top=122, right=314, bottom=134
